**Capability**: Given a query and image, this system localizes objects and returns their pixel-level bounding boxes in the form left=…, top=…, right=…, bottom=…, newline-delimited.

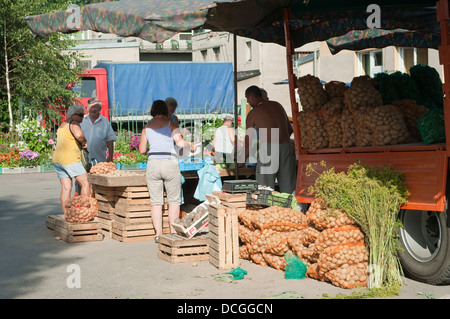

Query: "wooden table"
left=88, top=167, right=256, bottom=187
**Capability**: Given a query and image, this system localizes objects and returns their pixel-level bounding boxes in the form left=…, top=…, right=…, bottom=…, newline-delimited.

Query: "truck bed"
left=295, top=143, right=448, bottom=212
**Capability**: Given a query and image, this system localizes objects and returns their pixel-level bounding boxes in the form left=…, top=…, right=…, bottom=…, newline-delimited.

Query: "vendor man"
left=240, top=85, right=296, bottom=194
left=80, top=97, right=116, bottom=164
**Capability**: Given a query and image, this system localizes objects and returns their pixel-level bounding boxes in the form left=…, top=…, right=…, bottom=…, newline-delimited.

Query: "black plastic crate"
left=222, top=180, right=258, bottom=193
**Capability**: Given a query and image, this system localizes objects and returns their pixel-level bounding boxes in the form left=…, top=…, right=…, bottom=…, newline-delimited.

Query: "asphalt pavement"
left=0, top=172, right=449, bottom=305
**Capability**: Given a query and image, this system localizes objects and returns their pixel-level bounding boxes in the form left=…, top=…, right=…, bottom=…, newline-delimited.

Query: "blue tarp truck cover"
left=94, top=62, right=235, bottom=116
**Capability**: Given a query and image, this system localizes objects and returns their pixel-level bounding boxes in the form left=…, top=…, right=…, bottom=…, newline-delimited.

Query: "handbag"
left=69, top=121, right=91, bottom=173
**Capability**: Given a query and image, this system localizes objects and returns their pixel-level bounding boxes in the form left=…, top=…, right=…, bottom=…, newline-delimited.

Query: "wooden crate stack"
left=213, top=191, right=247, bottom=213
left=46, top=215, right=104, bottom=243
left=208, top=203, right=240, bottom=270
left=92, top=185, right=116, bottom=237
left=158, top=233, right=210, bottom=263
left=112, top=186, right=170, bottom=242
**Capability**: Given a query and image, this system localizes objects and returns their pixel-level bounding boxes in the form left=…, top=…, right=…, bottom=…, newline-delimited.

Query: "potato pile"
left=89, top=162, right=117, bottom=175
left=296, top=74, right=328, bottom=112
left=238, top=199, right=369, bottom=289
left=296, top=74, right=429, bottom=150
left=64, top=195, right=98, bottom=223
left=107, top=170, right=144, bottom=177
left=393, top=99, right=429, bottom=142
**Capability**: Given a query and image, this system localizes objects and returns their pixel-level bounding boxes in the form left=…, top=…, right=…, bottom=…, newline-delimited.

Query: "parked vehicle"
left=70, top=61, right=235, bottom=127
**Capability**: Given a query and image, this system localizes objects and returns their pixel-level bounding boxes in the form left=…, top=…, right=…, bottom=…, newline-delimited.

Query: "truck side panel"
left=296, top=149, right=448, bottom=212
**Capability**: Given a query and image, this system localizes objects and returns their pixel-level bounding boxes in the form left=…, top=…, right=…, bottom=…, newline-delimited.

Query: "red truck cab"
left=70, top=68, right=109, bottom=119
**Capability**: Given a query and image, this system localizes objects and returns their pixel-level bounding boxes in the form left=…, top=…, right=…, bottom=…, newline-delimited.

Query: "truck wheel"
left=398, top=205, right=450, bottom=285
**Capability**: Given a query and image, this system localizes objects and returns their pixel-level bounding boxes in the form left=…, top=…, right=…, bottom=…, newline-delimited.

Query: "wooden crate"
left=45, top=215, right=104, bottom=243
left=212, top=191, right=247, bottom=213
left=97, top=215, right=113, bottom=238
left=208, top=204, right=240, bottom=270
left=158, top=233, right=209, bottom=263
left=112, top=220, right=170, bottom=242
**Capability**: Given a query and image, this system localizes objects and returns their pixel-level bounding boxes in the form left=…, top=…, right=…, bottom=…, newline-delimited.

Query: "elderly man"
left=240, top=85, right=296, bottom=194
left=80, top=98, right=116, bottom=164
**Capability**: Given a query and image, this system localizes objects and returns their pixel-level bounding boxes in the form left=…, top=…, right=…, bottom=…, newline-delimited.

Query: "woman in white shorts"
left=139, top=100, right=194, bottom=242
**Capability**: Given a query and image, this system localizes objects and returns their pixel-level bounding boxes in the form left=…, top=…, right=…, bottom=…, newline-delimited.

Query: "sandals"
left=154, top=234, right=159, bottom=243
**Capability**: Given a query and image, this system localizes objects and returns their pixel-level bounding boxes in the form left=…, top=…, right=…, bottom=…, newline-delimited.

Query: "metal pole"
left=233, top=32, right=238, bottom=179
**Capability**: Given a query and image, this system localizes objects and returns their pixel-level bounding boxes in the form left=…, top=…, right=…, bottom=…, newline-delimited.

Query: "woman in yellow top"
left=52, top=105, right=90, bottom=215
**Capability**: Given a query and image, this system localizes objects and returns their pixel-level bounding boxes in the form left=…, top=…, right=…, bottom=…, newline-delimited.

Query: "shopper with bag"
left=52, top=105, right=90, bottom=216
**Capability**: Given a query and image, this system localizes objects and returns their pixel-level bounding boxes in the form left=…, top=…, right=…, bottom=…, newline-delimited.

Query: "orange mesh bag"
left=308, top=225, right=365, bottom=260
left=306, top=198, right=357, bottom=231
left=325, top=263, right=368, bottom=289
left=317, top=242, right=368, bottom=276
left=238, top=224, right=260, bottom=244
left=262, top=251, right=291, bottom=271
left=341, top=108, right=357, bottom=148
left=251, top=252, right=269, bottom=267
left=306, top=263, right=326, bottom=281
left=239, top=244, right=251, bottom=260
left=64, top=195, right=98, bottom=223
left=251, top=206, right=308, bottom=232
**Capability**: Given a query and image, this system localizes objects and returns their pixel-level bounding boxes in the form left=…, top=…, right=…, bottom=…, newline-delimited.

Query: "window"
left=399, top=48, right=428, bottom=73
left=358, top=50, right=383, bottom=77
left=78, top=60, right=91, bottom=71
left=201, top=50, right=208, bottom=61
left=246, top=41, right=252, bottom=62
left=71, top=77, right=97, bottom=98
left=213, top=47, right=220, bottom=61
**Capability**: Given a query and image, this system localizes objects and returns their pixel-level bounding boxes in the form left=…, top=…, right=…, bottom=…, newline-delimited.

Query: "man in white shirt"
left=80, top=98, right=116, bottom=164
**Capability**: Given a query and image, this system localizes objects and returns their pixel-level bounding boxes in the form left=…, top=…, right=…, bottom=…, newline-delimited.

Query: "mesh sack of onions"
left=296, top=74, right=328, bottom=112
left=64, top=195, right=98, bottom=223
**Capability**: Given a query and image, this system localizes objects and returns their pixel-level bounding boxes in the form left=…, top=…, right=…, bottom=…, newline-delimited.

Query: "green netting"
left=418, top=108, right=446, bottom=145
left=284, top=253, right=307, bottom=279
left=375, top=71, right=421, bottom=104
left=409, top=64, right=443, bottom=109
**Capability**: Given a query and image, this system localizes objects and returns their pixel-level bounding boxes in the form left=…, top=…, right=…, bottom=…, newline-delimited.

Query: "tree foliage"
left=0, top=0, right=84, bottom=130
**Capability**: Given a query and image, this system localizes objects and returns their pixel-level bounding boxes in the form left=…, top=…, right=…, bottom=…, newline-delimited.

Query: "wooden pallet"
left=112, top=220, right=170, bottom=242
left=45, top=215, right=104, bottom=243
left=158, top=233, right=210, bottom=263
left=208, top=204, right=240, bottom=270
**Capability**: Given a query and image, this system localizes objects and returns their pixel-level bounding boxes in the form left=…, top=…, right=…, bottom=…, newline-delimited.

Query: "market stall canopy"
left=326, top=28, right=441, bottom=55
left=25, top=0, right=440, bottom=51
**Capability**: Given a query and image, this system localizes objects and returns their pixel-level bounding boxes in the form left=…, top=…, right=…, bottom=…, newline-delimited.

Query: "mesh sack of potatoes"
left=107, top=170, right=145, bottom=177
left=89, top=162, right=117, bottom=175
left=297, top=110, right=329, bottom=150
left=262, top=251, right=293, bottom=270
left=344, top=75, right=383, bottom=114
left=238, top=209, right=257, bottom=230
left=362, top=104, right=411, bottom=146
left=303, top=225, right=365, bottom=263
left=250, top=206, right=309, bottom=232
left=325, top=81, right=349, bottom=99
left=325, top=262, right=368, bottom=289
left=341, top=108, right=358, bottom=148
left=351, top=107, right=374, bottom=147
left=251, top=252, right=269, bottom=267
left=306, top=263, right=326, bottom=281
left=306, top=198, right=357, bottom=231
left=319, top=98, right=345, bottom=148
left=256, top=229, right=295, bottom=256
left=296, top=74, right=328, bottom=112
left=317, top=242, right=369, bottom=276
left=64, top=195, right=98, bottom=223
left=392, top=99, right=429, bottom=142
left=239, top=244, right=252, bottom=260
left=238, top=224, right=261, bottom=244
